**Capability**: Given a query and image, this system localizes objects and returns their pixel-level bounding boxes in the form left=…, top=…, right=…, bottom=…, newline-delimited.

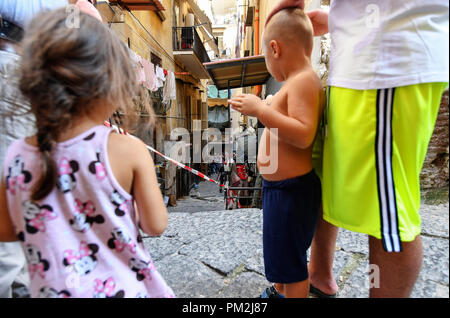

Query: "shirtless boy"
left=229, top=1, right=323, bottom=298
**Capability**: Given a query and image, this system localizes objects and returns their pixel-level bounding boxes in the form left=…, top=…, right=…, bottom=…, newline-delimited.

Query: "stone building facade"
left=421, top=89, right=449, bottom=189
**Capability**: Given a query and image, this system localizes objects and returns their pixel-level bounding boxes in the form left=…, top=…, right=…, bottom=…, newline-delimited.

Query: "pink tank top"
left=3, top=125, right=174, bottom=298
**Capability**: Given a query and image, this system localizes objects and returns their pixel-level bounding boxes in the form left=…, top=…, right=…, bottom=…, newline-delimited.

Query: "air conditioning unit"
left=186, top=13, right=195, bottom=27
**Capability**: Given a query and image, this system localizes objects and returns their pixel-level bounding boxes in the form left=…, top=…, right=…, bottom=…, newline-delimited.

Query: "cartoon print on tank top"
left=22, top=200, right=57, bottom=234
left=63, top=241, right=99, bottom=276
left=17, top=231, right=25, bottom=242
left=107, top=228, right=136, bottom=254
left=4, top=126, right=175, bottom=297
left=88, top=149, right=107, bottom=181
left=93, top=277, right=125, bottom=298
left=5, top=155, right=32, bottom=195
left=56, top=157, right=79, bottom=193
left=110, top=190, right=131, bottom=216
left=25, top=244, right=50, bottom=279
left=38, top=287, right=71, bottom=298
left=129, top=258, right=155, bottom=281
left=83, top=132, right=96, bottom=141
left=69, top=199, right=104, bottom=233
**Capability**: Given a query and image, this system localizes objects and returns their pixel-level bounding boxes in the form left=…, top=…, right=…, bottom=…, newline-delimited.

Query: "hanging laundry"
left=218, top=89, right=228, bottom=99
left=136, top=56, right=146, bottom=86
left=142, top=59, right=157, bottom=91
left=75, top=0, right=102, bottom=21
left=129, top=50, right=146, bottom=85
left=129, top=49, right=137, bottom=63
left=155, top=65, right=166, bottom=89
left=162, top=71, right=176, bottom=105
left=208, top=85, right=219, bottom=98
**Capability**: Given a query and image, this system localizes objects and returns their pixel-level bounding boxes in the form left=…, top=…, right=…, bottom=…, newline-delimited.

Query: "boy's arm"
left=229, top=76, right=321, bottom=149
left=0, top=177, right=18, bottom=242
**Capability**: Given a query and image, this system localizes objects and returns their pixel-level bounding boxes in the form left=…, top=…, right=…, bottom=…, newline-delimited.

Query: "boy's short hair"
left=264, top=8, right=314, bottom=56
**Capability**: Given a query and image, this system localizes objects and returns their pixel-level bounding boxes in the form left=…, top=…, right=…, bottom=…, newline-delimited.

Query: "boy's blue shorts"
left=262, top=170, right=321, bottom=284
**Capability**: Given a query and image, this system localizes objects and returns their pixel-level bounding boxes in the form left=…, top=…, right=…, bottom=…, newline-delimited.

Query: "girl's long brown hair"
left=19, top=8, right=150, bottom=201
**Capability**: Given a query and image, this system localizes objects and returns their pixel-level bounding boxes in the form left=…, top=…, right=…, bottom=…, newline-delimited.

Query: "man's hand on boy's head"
left=228, top=94, right=265, bottom=117
left=307, top=9, right=329, bottom=36
left=265, top=0, right=305, bottom=27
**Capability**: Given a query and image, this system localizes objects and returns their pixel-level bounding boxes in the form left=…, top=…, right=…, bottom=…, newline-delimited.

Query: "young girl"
left=0, top=9, right=174, bottom=298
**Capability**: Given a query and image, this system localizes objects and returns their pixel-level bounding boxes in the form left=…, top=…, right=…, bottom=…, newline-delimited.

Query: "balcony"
left=108, top=0, right=166, bottom=21
left=108, top=0, right=165, bottom=11
left=173, top=26, right=211, bottom=79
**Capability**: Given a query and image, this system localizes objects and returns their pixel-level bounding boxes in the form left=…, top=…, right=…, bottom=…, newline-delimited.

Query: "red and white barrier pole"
left=104, top=121, right=224, bottom=187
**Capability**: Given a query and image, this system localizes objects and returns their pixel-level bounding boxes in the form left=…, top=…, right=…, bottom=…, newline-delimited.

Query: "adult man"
left=307, top=1, right=449, bottom=297
left=0, top=0, right=69, bottom=298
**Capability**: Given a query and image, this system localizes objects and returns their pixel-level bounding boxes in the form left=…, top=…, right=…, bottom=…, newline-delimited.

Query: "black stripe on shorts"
left=375, top=88, right=403, bottom=253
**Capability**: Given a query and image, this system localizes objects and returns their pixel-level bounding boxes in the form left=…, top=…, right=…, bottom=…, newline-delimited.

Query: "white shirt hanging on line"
left=155, top=65, right=166, bottom=89
left=163, top=71, right=177, bottom=105
left=142, top=59, right=157, bottom=91
left=129, top=50, right=146, bottom=86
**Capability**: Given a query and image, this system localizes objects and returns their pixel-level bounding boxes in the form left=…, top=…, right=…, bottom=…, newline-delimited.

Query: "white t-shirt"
left=0, top=0, right=67, bottom=28
left=155, top=65, right=166, bottom=89
left=327, top=0, right=449, bottom=90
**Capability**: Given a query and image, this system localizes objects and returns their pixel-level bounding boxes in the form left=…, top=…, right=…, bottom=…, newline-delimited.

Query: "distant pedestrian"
left=210, top=154, right=222, bottom=176
left=0, top=9, right=173, bottom=298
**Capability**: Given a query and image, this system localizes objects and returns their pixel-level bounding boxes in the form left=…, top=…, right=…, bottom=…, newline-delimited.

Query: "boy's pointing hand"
left=228, top=94, right=265, bottom=117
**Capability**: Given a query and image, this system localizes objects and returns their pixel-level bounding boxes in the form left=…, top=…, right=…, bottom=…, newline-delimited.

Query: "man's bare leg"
left=369, top=235, right=423, bottom=298
left=308, top=206, right=339, bottom=295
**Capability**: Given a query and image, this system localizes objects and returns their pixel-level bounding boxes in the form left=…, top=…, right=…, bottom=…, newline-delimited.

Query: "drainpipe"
left=255, top=0, right=262, bottom=97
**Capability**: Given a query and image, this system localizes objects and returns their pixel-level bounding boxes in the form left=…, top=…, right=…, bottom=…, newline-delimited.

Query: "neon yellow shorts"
left=322, top=83, right=448, bottom=252
left=312, top=123, right=324, bottom=182
left=312, top=89, right=328, bottom=181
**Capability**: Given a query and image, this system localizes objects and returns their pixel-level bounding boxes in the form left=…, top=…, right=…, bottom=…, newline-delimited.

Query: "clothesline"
left=127, top=10, right=179, bottom=68
left=108, top=21, right=207, bottom=93
left=104, top=6, right=179, bottom=69
left=129, top=49, right=177, bottom=104
left=107, top=23, right=175, bottom=101
left=114, top=112, right=186, bottom=120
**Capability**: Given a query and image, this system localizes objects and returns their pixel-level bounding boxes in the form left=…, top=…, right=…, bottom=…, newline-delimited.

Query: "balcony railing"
left=173, top=26, right=210, bottom=64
